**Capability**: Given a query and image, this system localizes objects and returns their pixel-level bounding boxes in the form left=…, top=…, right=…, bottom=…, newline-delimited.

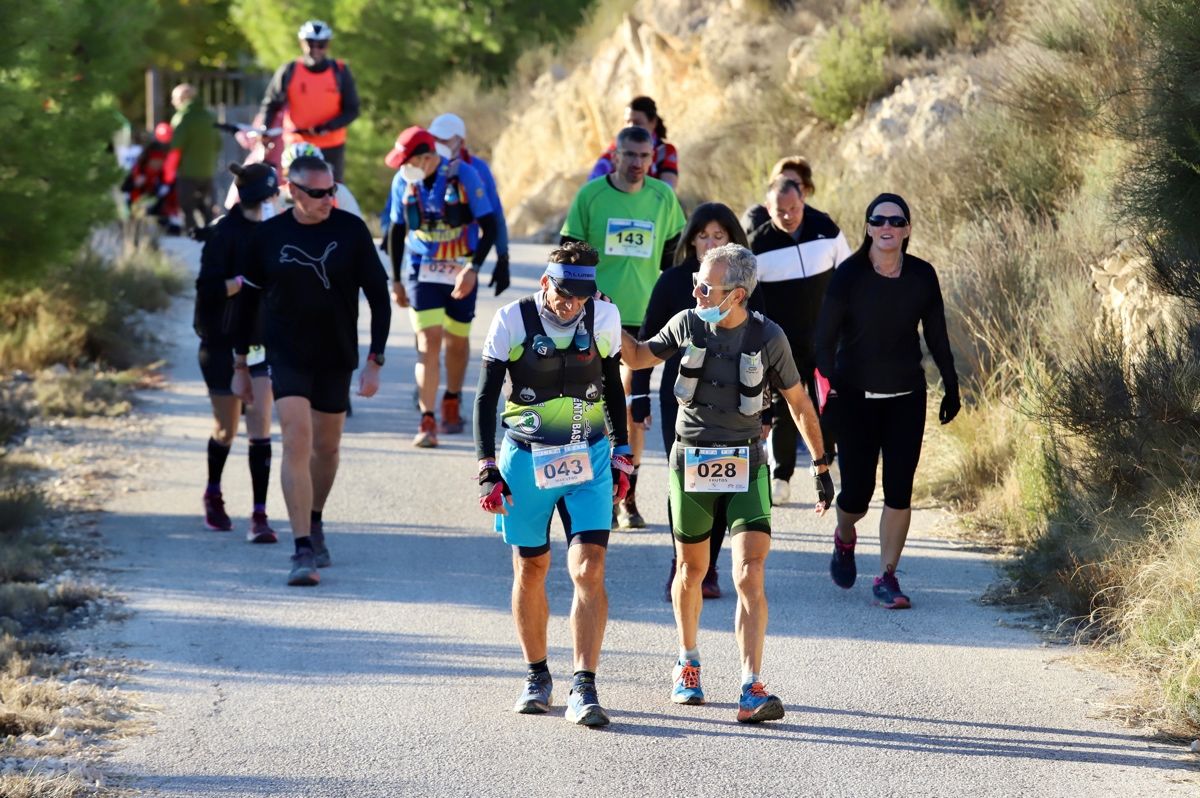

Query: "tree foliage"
left=1, top=0, right=154, bottom=283
left=147, top=0, right=251, bottom=71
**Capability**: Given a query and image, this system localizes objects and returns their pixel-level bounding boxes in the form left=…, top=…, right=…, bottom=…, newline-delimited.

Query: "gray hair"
left=287, top=155, right=331, bottom=184
left=702, top=243, right=757, bottom=305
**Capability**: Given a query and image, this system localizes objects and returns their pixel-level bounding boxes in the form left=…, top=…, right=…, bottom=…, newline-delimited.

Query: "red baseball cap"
left=385, top=126, right=436, bottom=169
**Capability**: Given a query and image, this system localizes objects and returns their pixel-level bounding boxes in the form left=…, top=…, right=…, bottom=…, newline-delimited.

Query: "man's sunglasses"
left=291, top=182, right=337, bottom=199
left=305, top=40, right=329, bottom=49
left=692, top=274, right=732, bottom=297
left=548, top=278, right=584, bottom=300
left=867, top=215, right=909, bottom=228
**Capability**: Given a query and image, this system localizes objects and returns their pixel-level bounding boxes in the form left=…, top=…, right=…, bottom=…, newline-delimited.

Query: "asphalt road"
left=84, top=237, right=1196, bottom=797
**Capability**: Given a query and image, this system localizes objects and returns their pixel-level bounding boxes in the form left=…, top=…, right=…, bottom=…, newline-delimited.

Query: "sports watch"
left=367, top=352, right=386, bottom=367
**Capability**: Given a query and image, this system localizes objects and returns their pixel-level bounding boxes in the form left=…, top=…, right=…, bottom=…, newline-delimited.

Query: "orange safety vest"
left=283, top=59, right=347, bottom=149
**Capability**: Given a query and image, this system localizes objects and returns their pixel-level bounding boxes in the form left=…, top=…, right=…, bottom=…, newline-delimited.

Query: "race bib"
left=246, top=345, right=267, bottom=367
left=532, top=441, right=593, bottom=489
left=417, top=259, right=463, bottom=286
left=684, top=446, right=750, bottom=493
left=604, top=218, right=655, bottom=259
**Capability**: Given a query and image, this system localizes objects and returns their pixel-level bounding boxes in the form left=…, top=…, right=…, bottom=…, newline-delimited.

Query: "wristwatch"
left=367, top=352, right=386, bottom=367
left=809, top=452, right=832, bottom=473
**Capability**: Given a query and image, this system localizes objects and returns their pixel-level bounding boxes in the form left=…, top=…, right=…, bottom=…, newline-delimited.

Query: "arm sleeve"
left=471, top=214, right=496, bottom=270
left=357, top=227, right=392, bottom=354
left=258, top=63, right=292, bottom=123
left=659, top=233, right=680, bottom=271
left=602, top=354, right=629, bottom=449
left=320, top=64, right=359, bottom=131
left=920, top=267, right=959, bottom=394
left=232, top=235, right=265, bottom=356
left=477, top=161, right=509, bottom=257
left=473, top=358, right=509, bottom=459
left=814, top=272, right=847, bottom=385
left=388, top=223, right=407, bottom=283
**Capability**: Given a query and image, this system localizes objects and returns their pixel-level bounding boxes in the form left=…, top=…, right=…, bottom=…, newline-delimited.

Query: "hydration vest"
left=283, top=59, right=347, bottom=149
left=674, top=311, right=767, bottom=416
left=404, top=159, right=474, bottom=234
left=508, top=296, right=603, bottom=407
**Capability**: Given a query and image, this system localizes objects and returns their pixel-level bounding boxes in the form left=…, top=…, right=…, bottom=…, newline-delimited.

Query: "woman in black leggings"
left=633, top=202, right=764, bottom=600
left=814, top=193, right=960, bottom=609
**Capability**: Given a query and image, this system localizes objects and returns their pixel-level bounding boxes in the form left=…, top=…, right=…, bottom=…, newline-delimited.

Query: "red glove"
left=611, top=453, right=634, bottom=503
left=479, top=466, right=512, bottom=514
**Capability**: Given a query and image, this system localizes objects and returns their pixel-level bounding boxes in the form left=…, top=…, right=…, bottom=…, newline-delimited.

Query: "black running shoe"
left=830, top=528, right=857, bottom=589
left=310, top=521, right=331, bottom=568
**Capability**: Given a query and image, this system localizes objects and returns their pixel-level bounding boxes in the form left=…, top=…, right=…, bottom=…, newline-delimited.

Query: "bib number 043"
left=532, top=442, right=594, bottom=489
left=684, top=446, right=750, bottom=493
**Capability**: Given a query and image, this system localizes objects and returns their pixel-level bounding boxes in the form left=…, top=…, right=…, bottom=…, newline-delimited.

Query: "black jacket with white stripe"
left=748, top=207, right=852, bottom=372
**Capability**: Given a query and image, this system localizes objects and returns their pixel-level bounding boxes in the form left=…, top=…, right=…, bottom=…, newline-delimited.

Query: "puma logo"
left=280, top=242, right=337, bottom=289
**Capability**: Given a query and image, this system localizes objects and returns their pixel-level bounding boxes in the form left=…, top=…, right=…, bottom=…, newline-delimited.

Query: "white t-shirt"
left=483, top=291, right=623, bottom=362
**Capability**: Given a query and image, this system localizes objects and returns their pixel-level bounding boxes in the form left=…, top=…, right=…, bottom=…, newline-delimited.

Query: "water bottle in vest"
left=673, top=343, right=707, bottom=405
left=739, top=351, right=764, bottom=416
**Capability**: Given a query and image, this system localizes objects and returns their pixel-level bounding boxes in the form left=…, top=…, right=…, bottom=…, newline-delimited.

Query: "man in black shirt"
left=232, top=156, right=391, bottom=587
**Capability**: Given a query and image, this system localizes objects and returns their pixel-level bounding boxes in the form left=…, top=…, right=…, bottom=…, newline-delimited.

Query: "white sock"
left=679, top=647, right=699, bottom=663
left=742, top=671, right=761, bottom=686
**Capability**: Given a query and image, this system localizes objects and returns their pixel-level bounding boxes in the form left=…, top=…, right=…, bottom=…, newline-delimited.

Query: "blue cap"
left=544, top=262, right=596, bottom=297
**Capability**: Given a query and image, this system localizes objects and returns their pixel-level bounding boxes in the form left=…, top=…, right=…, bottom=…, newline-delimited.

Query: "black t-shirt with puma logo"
left=235, top=208, right=391, bottom=371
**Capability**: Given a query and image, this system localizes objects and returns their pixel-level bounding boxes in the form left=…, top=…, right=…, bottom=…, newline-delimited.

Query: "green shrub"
left=808, top=0, right=893, bottom=125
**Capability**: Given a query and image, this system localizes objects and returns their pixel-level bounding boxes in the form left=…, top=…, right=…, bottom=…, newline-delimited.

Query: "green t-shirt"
left=560, top=176, right=686, bottom=327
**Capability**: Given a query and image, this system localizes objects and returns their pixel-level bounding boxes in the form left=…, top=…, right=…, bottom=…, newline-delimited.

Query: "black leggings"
left=832, top=391, right=926, bottom=514
left=770, top=372, right=837, bottom=481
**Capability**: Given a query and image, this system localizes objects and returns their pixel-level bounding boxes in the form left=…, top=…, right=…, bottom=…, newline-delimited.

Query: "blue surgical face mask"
left=695, top=291, right=735, bottom=324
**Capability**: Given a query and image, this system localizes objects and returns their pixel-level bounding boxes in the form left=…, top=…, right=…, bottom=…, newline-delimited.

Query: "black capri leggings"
left=832, top=390, right=926, bottom=514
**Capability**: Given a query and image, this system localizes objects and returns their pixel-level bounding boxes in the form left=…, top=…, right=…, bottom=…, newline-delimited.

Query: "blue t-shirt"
left=388, top=156, right=493, bottom=267
left=466, top=155, right=508, bottom=258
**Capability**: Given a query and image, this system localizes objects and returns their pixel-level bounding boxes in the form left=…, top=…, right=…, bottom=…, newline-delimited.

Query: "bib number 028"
left=684, top=446, right=750, bottom=493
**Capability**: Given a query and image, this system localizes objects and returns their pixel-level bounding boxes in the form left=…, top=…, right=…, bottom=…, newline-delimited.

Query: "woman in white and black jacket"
left=748, top=175, right=852, bottom=506
left=814, top=193, right=960, bottom=610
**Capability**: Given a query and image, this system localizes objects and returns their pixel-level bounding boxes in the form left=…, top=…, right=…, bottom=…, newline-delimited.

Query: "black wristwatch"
left=809, top=452, right=832, bottom=473
left=367, top=352, right=386, bottom=367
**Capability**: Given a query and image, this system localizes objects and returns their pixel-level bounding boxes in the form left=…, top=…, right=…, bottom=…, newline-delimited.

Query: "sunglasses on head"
left=867, top=215, right=909, bottom=228
left=305, top=40, right=329, bottom=48
left=692, top=274, right=732, bottom=297
left=291, top=182, right=337, bottom=199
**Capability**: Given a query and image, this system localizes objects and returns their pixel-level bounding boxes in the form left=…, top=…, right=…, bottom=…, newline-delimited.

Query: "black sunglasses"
left=291, top=182, right=337, bottom=199
left=548, top=278, right=585, bottom=300
left=867, top=215, right=909, bottom=228
left=305, top=40, right=329, bottom=49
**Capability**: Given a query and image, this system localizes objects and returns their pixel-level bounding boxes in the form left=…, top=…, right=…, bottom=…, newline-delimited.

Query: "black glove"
left=630, top=395, right=651, bottom=424
left=939, top=390, right=961, bottom=425
left=478, top=466, right=511, bottom=512
left=489, top=254, right=510, bottom=296
left=814, top=469, right=835, bottom=510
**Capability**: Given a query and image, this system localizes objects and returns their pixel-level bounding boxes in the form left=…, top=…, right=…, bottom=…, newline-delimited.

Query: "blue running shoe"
left=287, top=549, right=319, bottom=587
left=310, top=521, right=331, bottom=568
left=737, top=681, right=784, bottom=724
left=670, top=659, right=704, bottom=705
left=513, top=671, right=553, bottom=714
left=565, top=678, right=610, bottom=727
left=830, top=528, right=857, bottom=589
left=872, top=570, right=911, bottom=609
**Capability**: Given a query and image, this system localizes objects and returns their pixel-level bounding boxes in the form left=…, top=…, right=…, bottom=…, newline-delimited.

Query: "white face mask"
left=434, top=142, right=454, bottom=159
left=399, top=163, right=425, bottom=183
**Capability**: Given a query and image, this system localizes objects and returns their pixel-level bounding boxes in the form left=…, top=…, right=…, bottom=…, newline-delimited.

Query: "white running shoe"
left=771, top=478, right=790, bottom=506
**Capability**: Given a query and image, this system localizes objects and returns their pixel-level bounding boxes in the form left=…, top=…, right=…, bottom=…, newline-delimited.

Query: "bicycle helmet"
left=281, top=141, right=325, bottom=176
left=298, top=20, right=333, bottom=41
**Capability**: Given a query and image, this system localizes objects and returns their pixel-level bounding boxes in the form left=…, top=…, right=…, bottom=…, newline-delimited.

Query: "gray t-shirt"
left=648, top=309, right=801, bottom=466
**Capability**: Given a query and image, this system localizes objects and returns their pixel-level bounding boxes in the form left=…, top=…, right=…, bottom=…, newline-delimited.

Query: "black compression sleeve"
left=358, top=233, right=392, bottom=356
left=814, top=281, right=845, bottom=385
left=388, top=224, right=407, bottom=283
left=602, top=355, right=629, bottom=448
left=472, top=214, right=497, bottom=270
left=474, top=358, right=509, bottom=459
left=321, top=65, right=360, bottom=131
left=921, top=270, right=959, bottom=394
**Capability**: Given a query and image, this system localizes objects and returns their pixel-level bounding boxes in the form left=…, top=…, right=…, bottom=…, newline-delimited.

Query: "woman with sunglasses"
left=814, top=193, right=960, bottom=609
left=631, top=202, right=763, bottom=601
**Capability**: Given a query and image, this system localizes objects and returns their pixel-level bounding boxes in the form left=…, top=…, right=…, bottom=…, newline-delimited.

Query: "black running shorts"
left=268, top=362, right=353, bottom=414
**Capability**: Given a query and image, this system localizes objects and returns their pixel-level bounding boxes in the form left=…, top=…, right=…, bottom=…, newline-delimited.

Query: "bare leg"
left=416, top=326, right=444, bottom=414
left=836, top=505, right=868, bottom=543
left=568, top=542, right=608, bottom=672
left=309, top=409, right=346, bottom=513
left=672, top=538, right=710, bottom=651
left=732, top=531, right=771, bottom=676
left=512, top=550, right=551, bottom=663
left=209, top=395, right=240, bottom=447
left=244, top=376, right=274, bottom=439
left=879, top=505, right=912, bottom=573
left=275, top=397, right=313, bottom=539
left=443, top=332, right=470, bottom=394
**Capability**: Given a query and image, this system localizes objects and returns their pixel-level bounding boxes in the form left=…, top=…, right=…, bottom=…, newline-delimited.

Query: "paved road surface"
left=83, top=238, right=1196, bottom=797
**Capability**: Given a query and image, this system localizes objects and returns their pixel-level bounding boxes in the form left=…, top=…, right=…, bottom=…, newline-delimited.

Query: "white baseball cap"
left=428, top=113, right=467, bottom=141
